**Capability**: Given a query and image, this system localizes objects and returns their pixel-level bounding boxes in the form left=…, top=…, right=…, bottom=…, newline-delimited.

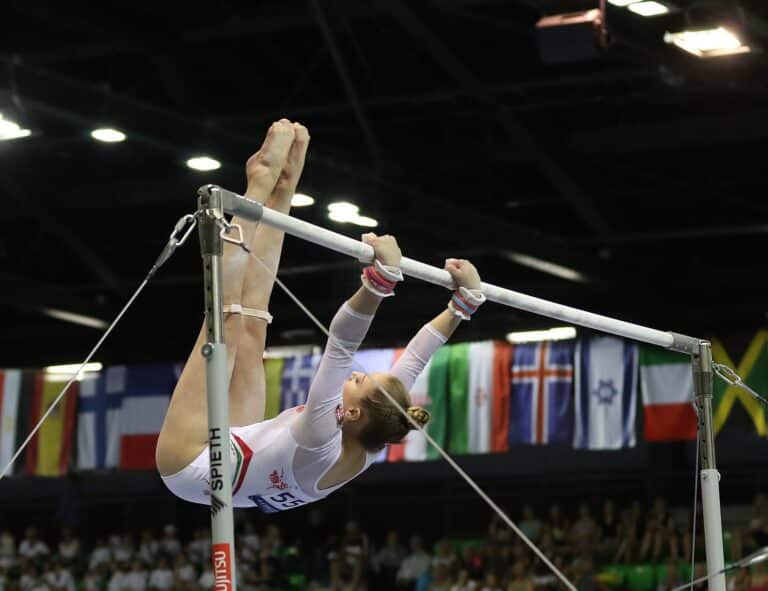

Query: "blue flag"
left=280, top=354, right=321, bottom=411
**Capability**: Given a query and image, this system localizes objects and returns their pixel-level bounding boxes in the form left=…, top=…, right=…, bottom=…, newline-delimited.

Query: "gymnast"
left=155, top=119, right=486, bottom=512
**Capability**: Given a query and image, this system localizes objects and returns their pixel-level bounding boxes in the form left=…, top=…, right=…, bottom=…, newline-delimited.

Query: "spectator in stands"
left=0, top=529, right=15, bottom=569
left=89, top=538, right=111, bottom=570
left=599, top=500, right=619, bottom=553
left=158, top=526, right=180, bottom=558
left=546, top=505, right=570, bottom=549
left=571, top=504, right=598, bottom=555
left=186, top=528, right=210, bottom=567
left=433, top=540, right=457, bottom=574
left=43, top=558, right=75, bottom=591
left=748, top=494, right=768, bottom=551
left=372, top=530, right=406, bottom=590
left=197, top=563, right=214, bottom=590
left=463, top=544, right=484, bottom=580
left=449, top=569, right=475, bottom=591
left=490, top=513, right=514, bottom=546
left=397, top=535, right=431, bottom=590
left=506, top=561, right=534, bottom=591
left=123, top=560, right=147, bottom=591
left=732, top=567, right=751, bottom=591
left=111, top=534, right=134, bottom=564
left=520, top=505, right=543, bottom=543
left=137, top=530, right=159, bottom=565
left=173, top=554, right=196, bottom=590
left=329, top=521, right=369, bottom=591
left=750, top=560, right=768, bottom=591
left=106, top=561, right=128, bottom=591
left=148, top=557, right=173, bottom=591
left=614, top=508, right=639, bottom=563
left=20, top=563, right=48, bottom=591
left=478, top=572, right=503, bottom=591
left=238, top=522, right=260, bottom=560
left=82, top=567, right=104, bottom=591
left=427, top=563, right=453, bottom=591
left=56, top=529, right=79, bottom=566
left=18, top=529, right=49, bottom=560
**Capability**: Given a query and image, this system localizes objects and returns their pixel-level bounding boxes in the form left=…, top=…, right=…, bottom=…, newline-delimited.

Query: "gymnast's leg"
left=156, top=120, right=299, bottom=476
left=228, top=122, right=310, bottom=425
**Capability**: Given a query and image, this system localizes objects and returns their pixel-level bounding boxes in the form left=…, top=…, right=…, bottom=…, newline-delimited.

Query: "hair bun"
left=406, top=406, right=431, bottom=429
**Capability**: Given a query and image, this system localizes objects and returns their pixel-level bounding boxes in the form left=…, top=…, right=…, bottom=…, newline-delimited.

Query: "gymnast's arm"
left=290, top=233, right=402, bottom=449
left=390, top=258, right=483, bottom=390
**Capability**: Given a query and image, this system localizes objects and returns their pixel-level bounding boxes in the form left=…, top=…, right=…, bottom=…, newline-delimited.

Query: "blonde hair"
left=358, top=374, right=431, bottom=452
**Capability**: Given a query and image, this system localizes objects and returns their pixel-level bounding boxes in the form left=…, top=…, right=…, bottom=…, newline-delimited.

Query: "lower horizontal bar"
left=210, top=185, right=700, bottom=353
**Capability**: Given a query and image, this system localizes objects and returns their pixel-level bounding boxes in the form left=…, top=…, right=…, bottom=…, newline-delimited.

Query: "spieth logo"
left=268, top=469, right=289, bottom=490
left=212, top=544, right=231, bottom=591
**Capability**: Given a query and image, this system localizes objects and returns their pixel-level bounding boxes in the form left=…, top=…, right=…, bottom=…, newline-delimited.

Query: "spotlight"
left=90, top=128, right=126, bottom=143
left=186, top=156, right=221, bottom=171
left=0, top=113, right=31, bottom=141
left=664, top=27, right=750, bottom=57
left=291, top=193, right=315, bottom=207
left=628, top=1, right=671, bottom=16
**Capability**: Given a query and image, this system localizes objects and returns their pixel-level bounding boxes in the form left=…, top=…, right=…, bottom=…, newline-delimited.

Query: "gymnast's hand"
left=362, top=233, right=402, bottom=267
left=445, top=258, right=482, bottom=290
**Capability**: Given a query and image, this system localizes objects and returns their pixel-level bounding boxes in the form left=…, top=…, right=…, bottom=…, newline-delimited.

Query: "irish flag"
left=639, top=347, right=697, bottom=441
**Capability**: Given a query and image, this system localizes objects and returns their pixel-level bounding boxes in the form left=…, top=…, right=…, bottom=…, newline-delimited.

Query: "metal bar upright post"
left=693, top=341, right=726, bottom=591
left=197, top=186, right=237, bottom=591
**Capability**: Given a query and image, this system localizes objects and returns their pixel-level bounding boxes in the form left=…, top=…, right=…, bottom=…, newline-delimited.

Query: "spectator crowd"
left=2, top=495, right=768, bottom=591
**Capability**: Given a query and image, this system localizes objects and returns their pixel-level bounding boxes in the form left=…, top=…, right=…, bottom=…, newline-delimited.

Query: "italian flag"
left=639, top=347, right=697, bottom=441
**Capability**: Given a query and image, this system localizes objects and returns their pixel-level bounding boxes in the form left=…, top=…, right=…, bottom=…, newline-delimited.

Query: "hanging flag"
left=13, top=372, right=38, bottom=473
left=509, top=341, right=574, bottom=446
left=77, top=369, right=123, bottom=470
left=574, top=337, right=638, bottom=450
left=426, top=347, right=451, bottom=459
left=449, top=344, right=470, bottom=454
left=639, top=346, right=697, bottom=441
left=491, top=342, right=513, bottom=452
left=25, top=374, right=79, bottom=476
left=387, top=348, right=407, bottom=462
left=403, top=358, right=432, bottom=462
left=264, top=357, right=285, bottom=420
left=468, top=341, right=494, bottom=454
left=280, top=354, right=320, bottom=411
left=117, top=364, right=176, bottom=470
left=0, top=370, right=22, bottom=475
left=712, top=331, right=768, bottom=436
left=352, top=348, right=396, bottom=463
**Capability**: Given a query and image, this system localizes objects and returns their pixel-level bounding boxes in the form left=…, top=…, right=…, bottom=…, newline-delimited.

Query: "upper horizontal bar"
left=206, top=185, right=701, bottom=354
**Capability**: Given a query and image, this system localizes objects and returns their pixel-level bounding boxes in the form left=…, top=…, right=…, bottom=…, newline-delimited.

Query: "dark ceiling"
left=2, top=0, right=768, bottom=367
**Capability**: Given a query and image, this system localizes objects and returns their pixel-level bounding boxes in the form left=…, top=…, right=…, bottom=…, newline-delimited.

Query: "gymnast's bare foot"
left=244, top=120, right=296, bottom=204
left=266, top=121, right=310, bottom=215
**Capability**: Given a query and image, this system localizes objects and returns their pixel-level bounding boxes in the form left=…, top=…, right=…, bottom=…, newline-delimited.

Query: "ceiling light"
left=504, top=252, right=588, bottom=283
left=506, top=327, right=577, bottom=344
left=664, top=27, right=750, bottom=57
left=45, top=362, right=103, bottom=381
left=607, top=0, right=639, bottom=6
left=0, top=113, right=31, bottom=141
left=91, top=128, right=126, bottom=143
left=291, top=193, right=315, bottom=207
left=186, top=156, right=221, bottom=171
left=40, top=307, right=108, bottom=330
left=628, top=1, right=669, bottom=16
left=351, top=215, right=378, bottom=228
left=328, top=202, right=360, bottom=223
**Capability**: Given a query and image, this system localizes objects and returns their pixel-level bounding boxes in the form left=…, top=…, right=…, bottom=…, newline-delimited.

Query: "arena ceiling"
left=2, top=0, right=768, bottom=366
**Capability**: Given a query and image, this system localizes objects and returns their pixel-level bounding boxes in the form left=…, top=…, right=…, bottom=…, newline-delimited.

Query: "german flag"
left=23, top=373, right=78, bottom=476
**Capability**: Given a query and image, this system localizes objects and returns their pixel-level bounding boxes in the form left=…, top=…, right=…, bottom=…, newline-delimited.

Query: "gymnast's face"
left=341, top=371, right=386, bottom=424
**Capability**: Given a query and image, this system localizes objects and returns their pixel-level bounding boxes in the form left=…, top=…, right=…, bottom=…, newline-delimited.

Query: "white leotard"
left=161, top=302, right=446, bottom=512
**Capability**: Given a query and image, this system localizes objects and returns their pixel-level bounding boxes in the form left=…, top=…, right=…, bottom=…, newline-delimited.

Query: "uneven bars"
left=207, top=185, right=700, bottom=354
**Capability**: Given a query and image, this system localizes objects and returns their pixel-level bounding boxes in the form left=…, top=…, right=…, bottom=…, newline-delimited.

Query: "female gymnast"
left=156, top=119, right=486, bottom=512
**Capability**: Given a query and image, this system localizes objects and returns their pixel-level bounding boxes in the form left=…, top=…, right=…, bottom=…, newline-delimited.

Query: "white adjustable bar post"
left=693, top=341, right=726, bottom=591
left=207, top=184, right=700, bottom=354
left=197, top=187, right=237, bottom=591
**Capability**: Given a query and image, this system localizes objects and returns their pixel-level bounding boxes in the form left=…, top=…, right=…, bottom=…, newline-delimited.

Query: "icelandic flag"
left=77, top=368, right=124, bottom=470
left=573, top=336, right=638, bottom=450
left=509, top=341, right=574, bottom=445
left=280, top=354, right=321, bottom=411
left=77, top=364, right=176, bottom=471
